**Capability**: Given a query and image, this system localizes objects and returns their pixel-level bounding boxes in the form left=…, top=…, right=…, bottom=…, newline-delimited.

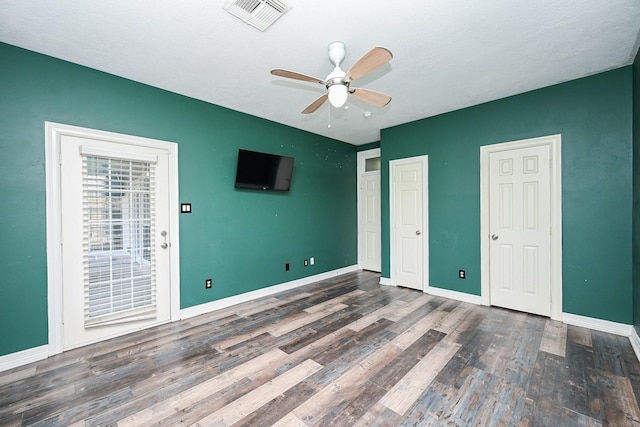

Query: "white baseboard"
left=563, top=313, right=640, bottom=363
left=0, top=266, right=359, bottom=373
left=180, top=265, right=359, bottom=320
left=426, top=286, right=482, bottom=305
left=379, top=277, right=395, bottom=287
left=630, top=328, right=640, bottom=363
left=5, top=270, right=639, bottom=371
left=379, top=279, right=482, bottom=307
left=562, top=312, right=633, bottom=337
left=0, top=345, right=49, bottom=373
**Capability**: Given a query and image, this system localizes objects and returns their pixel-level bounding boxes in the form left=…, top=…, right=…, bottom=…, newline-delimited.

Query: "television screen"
left=234, top=149, right=294, bottom=191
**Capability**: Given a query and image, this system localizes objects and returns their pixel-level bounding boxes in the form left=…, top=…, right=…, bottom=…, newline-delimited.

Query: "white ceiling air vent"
left=223, top=0, right=288, bottom=31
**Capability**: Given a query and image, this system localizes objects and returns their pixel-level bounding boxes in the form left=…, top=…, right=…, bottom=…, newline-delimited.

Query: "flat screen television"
left=234, top=149, right=294, bottom=191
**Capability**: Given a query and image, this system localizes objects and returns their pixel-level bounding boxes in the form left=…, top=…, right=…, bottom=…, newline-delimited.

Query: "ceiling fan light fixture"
left=328, top=84, right=348, bottom=108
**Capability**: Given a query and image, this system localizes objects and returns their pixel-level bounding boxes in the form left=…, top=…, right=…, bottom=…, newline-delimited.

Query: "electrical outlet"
left=285, top=263, right=290, bottom=271
left=310, top=257, right=315, bottom=265
left=205, top=278, right=212, bottom=288
left=458, top=270, right=466, bottom=279
left=304, top=259, right=308, bottom=267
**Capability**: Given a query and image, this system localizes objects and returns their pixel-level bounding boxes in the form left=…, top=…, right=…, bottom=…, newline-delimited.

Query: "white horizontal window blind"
left=82, top=153, right=157, bottom=328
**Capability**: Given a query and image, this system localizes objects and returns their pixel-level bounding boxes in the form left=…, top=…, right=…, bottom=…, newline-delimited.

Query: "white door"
left=358, top=150, right=381, bottom=272
left=59, top=134, right=172, bottom=350
left=489, top=144, right=551, bottom=316
left=360, top=173, right=381, bottom=272
left=391, top=157, right=427, bottom=290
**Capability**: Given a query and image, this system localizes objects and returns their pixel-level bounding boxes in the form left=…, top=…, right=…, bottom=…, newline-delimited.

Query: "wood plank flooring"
left=2, top=270, right=640, bottom=426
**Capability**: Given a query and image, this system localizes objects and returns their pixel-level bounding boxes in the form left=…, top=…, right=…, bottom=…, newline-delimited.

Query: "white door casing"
left=390, top=156, right=429, bottom=291
left=480, top=134, right=562, bottom=320
left=357, top=148, right=381, bottom=272
left=45, top=122, right=181, bottom=354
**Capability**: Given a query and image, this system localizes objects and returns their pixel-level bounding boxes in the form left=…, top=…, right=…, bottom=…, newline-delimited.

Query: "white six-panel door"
left=488, top=144, right=551, bottom=316
left=390, top=157, right=428, bottom=291
left=360, top=173, right=381, bottom=271
left=358, top=149, right=382, bottom=272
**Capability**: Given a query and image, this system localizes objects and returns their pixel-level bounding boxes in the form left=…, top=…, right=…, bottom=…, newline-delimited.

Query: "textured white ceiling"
left=1, top=0, right=639, bottom=145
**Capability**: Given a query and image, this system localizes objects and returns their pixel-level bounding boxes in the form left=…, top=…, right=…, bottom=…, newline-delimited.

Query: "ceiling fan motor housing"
left=326, top=67, right=348, bottom=89
left=325, top=66, right=349, bottom=107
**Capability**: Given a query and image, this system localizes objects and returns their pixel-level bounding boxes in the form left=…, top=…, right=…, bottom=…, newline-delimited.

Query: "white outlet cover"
left=310, top=257, right=315, bottom=265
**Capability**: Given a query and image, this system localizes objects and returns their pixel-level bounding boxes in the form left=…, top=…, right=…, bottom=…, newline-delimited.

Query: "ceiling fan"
left=270, top=41, right=393, bottom=114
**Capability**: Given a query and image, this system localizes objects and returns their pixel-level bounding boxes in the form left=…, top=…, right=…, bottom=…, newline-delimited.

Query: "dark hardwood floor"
left=2, top=271, right=640, bottom=426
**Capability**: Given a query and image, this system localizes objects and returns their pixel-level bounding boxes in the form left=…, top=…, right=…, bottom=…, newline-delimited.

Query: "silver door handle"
left=161, top=230, right=169, bottom=249
left=491, top=234, right=499, bottom=241
left=416, top=230, right=421, bottom=235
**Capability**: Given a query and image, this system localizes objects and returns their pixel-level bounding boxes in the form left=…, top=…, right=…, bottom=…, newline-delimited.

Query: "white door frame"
left=357, top=148, right=381, bottom=271
left=389, top=155, right=429, bottom=291
left=480, top=134, right=562, bottom=320
left=45, top=122, right=181, bottom=355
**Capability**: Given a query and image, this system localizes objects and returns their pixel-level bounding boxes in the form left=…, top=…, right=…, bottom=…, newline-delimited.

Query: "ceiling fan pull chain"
left=327, top=104, right=332, bottom=128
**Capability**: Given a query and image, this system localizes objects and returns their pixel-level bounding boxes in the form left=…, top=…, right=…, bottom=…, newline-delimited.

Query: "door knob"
left=416, top=230, right=421, bottom=236
left=491, top=234, right=499, bottom=241
left=161, top=242, right=169, bottom=249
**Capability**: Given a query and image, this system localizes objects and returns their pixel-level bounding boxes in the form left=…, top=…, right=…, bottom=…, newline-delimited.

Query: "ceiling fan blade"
left=271, top=69, right=326, bottom=85
left=350, top=88, right=392, bottom=107
left=302, top=94, right=328, bottom=114
left=347, top=47, right=393, bottom=81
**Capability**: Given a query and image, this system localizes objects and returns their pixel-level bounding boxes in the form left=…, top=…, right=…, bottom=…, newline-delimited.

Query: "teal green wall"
left=0, top=43, right=357, bottom=357
left=1, top=39, right=636, bottom=358
left=633, top=47, right=640, bottom=335
left=381, top=68, right=633, bottom=324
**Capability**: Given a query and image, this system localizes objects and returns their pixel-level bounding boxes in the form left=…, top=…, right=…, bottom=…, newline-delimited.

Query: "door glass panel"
left=83, top=155, right=156, bottom=327
left=365, top=157, right=381, bottom=172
